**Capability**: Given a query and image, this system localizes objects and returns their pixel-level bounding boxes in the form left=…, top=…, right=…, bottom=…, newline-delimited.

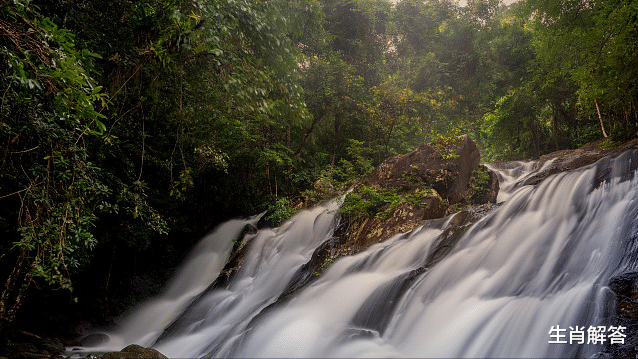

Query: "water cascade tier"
left=80, top=150, right=638, bottom=358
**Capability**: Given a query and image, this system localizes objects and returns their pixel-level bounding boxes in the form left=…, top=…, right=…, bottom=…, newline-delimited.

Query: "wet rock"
left=514, top=138, right=638, bottom=188
left=102, top=344, right=167, bottom=359
left=426, top=202, right=500, bottom=267
left=351, top=267, right=426, bottom=335
left=278, top=232, right=350, bottom=300
left=342, top=193, right=446, bottom=251
left=604, top=272, right=638, bottom=359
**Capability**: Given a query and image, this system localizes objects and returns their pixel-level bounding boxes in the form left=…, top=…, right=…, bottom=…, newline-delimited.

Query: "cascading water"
left=95, top=213, right=263, bottom=350
left=78, top=150, right=638, bottom=358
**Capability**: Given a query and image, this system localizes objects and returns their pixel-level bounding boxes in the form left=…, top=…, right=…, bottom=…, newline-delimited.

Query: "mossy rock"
left=102, top=344, right=167, bottom=359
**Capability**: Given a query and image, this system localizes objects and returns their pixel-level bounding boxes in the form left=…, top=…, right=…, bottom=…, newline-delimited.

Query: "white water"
left=95, top=214, right=263, bottom=349
left=80, top=151, right=638, bottom=358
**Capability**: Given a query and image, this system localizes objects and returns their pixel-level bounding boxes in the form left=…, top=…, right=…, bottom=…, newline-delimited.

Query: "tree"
left=524, top=0, right=638, bottom=142
left=0, top=0, right=115, bottom=331
left=0, top=0, right=325, bottom=332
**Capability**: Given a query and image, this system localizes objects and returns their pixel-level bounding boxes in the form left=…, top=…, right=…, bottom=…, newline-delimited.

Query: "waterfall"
left=80, top=150, right=638, bottom=358
left=89, top=213, right=263, bottom=350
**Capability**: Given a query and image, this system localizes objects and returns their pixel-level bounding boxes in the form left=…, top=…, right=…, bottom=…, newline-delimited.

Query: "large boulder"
left=363, top=134, right=483, bottom=203
left=341, top=134, right=498, bottom=251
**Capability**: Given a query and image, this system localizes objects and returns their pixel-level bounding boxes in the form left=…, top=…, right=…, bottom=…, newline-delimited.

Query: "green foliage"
left=1, top=0, right=637, bottom=335
left=265, top=197, right=299, bottom=226
left=448, top=201, right=469, bottom=214
left=433, top=133, right=461, bottom=160
left=0, top=0, right=326, bottom=330
left=519, top=0, right=638, bottom=147
left=599, top=137, right=622, bottom=150
left=404, top=188, right=436, bottom=209
left=470, top=167, right=491, bottom=198
left=480, top=88, right=548, bottom=160
left=0, top=0, right=119, bottom=329
left=339, top=186, right=399, bottom=220
left=338, top=185, right=434, bottom=221
left=0, top=2, right=105, bottom=268
left=332, top=140, right=375, bottom=184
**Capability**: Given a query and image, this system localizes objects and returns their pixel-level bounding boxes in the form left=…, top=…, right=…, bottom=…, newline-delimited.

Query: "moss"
left=339, top=185, right=436, bottom=221
left=400, top=168, right=421, bottom=188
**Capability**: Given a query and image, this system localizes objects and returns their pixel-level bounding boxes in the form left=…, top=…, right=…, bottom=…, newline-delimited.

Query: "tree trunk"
left=551, top=105, right=560, bottom=150
left=295, top=115, right=322, bottom=158
left=595, top=100, right=608, bottom=138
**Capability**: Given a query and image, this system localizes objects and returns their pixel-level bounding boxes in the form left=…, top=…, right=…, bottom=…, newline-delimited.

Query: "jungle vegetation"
left=1, top=0, right=636, bottom=335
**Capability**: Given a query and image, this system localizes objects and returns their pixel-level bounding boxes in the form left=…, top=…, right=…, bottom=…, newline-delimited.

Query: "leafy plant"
left=599, top=137, right=621, bottom=149
left=339, top=185, right=436, bottom=221
left=470, top=167, right=491, bottom=198
left=339, top=186, right=397, bottom=220
left=0, top=0, right=115, bottom=330
left=433, top=134, right=461, bottom=161
left=265, top=197, right=299, bottom=226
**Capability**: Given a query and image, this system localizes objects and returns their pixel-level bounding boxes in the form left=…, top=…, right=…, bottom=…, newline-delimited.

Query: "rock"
left=425, top=203, right=500, bottom=268
left=62, top=338, right=83, bottom=347
left=447, top=134, right=481, bottom=201
left=602, top=272, right=638, bottom=359
left=343, top=134, right=497, bottom=250
left=363, top=134, right=481, bottom=204
left=102, top=344, right=167, bottom=359
left=468, top=164, right=499, bottom=205
left=512, top=138, right=638, bottom=188
left=341, top=194, right=446, bottom=249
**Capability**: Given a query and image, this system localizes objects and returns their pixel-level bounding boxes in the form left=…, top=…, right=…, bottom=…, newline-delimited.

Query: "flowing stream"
left=79, top=150, right=638, bottom=358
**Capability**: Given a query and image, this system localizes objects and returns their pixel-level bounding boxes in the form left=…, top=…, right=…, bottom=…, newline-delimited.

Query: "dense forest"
left=1, top=0, right=637, bottom=338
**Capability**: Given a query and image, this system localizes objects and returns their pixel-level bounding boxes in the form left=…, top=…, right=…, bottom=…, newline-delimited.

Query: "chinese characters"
left=548, top=325, right=626, bottom=345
